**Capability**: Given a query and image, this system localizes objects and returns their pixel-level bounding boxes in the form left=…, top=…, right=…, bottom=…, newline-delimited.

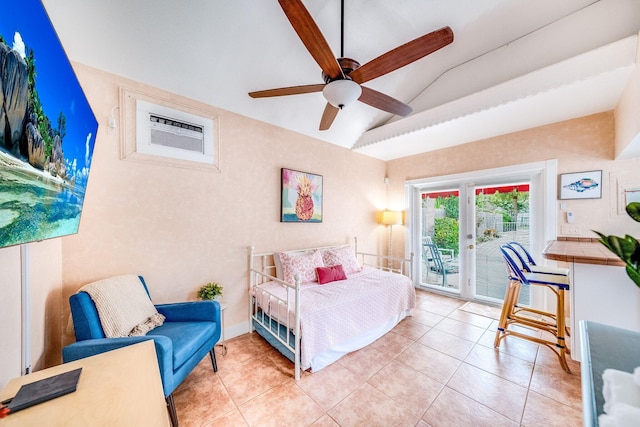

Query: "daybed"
left=248, top=240, right=415, bottom=380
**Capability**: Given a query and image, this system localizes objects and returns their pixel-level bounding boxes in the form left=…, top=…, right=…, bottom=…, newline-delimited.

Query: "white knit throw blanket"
left=79, top=274, right=165, bottom=338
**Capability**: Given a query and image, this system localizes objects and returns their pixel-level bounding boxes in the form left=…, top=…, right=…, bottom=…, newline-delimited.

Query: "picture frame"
left=281, top=168, right=323, bottom=223
left=559, top=170, right=602, bottom=200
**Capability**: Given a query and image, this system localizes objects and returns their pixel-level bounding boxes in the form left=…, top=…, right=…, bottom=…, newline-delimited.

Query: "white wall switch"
left=567, top=211, right=574, bottom=223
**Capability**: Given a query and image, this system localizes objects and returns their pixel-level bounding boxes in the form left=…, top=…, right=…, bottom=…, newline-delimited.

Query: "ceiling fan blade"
left=278, top=0, right=344, bottom=80
left=319, top=103, right=339, bottom=130
left=249, top=84, right=325, bottom=98
left=350, top=26, right=454, bottom=84
left=359, top=86, right=412, bottom=116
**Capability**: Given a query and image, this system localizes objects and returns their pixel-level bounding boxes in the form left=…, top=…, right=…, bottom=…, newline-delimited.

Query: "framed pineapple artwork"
left=281, top=168, right=323, bottom=222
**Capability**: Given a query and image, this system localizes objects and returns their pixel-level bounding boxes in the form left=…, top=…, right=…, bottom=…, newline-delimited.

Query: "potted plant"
left=197, top=282, right=223, bottom=300
left=594, top=202, right=640, bottom=288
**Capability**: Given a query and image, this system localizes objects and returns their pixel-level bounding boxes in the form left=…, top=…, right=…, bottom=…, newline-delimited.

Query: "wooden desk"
left=0, top=341, right=169, bottom=426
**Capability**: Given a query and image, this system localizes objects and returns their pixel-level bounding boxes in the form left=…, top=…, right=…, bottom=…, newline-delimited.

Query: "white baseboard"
left=224, top=321, right=251, bottom=341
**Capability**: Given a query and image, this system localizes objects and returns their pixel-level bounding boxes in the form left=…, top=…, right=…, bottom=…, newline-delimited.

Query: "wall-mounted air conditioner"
left=135, top=100, right=215, bottom=165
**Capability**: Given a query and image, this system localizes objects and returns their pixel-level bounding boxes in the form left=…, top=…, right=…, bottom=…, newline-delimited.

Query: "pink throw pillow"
left=321, top=246, right=361, bottom=274
left=316, top=265, right=347, bottom=284
left=279, top=250, right=324, bottom=284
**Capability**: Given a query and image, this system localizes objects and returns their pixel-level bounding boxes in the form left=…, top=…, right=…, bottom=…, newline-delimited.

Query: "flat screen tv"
left=0, top=0, right=98, bottom=249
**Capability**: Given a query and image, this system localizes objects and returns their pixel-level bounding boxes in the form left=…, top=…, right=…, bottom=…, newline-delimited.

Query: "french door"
left=406, top=161, right=557, bottom=304
left=420, top=188, right=461, bottom=290
left=473, top=183, right=531, bottom=304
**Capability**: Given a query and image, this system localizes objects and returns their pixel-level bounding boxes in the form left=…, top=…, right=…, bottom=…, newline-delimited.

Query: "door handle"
left=468, top=244, right=474, bottom=249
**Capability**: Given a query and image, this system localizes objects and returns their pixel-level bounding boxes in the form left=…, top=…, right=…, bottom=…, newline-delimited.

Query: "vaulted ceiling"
left=43, top=0, right=640, bottom=160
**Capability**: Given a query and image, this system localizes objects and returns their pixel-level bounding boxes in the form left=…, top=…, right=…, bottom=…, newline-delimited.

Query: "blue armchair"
left=63, top=276, right=221, bottom=427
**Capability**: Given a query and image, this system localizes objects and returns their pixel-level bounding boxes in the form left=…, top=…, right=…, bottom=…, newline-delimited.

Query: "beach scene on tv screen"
left=0, top=0, right=98, bottom=249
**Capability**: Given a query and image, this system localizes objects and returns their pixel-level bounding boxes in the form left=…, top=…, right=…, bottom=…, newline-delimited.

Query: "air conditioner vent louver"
left=135, top=100, right=215, bottom=165
left=149, top=114, right=204, bottom=154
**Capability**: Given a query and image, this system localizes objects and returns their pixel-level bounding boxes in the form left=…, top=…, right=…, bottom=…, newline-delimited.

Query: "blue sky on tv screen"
left=1, top=0, right=98, bottom=183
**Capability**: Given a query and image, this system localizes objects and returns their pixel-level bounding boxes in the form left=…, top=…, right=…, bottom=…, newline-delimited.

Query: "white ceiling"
left=43, top=0, right=640, bottom=160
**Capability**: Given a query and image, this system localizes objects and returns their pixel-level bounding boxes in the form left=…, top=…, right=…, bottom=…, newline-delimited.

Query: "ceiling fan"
left=249, top=0, right=454, bottom=131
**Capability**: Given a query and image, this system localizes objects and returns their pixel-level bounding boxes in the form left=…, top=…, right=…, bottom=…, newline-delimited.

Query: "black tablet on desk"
left=8, top=368, right=82, bottom=413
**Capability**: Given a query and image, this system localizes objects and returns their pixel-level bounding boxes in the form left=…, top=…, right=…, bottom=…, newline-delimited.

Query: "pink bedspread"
left=253, top=267, right=416, bottom=370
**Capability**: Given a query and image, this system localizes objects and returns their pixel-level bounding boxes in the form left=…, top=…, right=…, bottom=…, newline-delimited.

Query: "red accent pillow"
left=315, top=265, right=347, bottom=284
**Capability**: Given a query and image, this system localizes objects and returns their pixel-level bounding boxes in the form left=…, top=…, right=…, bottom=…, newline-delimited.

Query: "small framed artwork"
left=559, top=170, right=602, bottom=200
left=281, top=168, right=323, bottom=222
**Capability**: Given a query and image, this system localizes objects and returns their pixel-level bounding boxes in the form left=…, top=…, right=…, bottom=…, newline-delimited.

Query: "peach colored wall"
left=0, top=239, right=63, bottom=389
left=58, top=64, right=388, bottom=345
left=0, top=246, right=22, bottom=388
left=387, top=112, right=640, bottom=248
left=28, top=239, right=64, bottom=371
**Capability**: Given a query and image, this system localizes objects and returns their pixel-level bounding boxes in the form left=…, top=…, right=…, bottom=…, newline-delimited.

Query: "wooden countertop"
left=542, top=238, right=626, bottom=266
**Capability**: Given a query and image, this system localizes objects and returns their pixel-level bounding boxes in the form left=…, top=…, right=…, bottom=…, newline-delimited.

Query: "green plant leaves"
left=592, top=202, right=640, bottom=288
left=596, top=233, right=638, bottom=261
left=434, top=217, right=459, bottom=255
left=626, top=202, right=640, bottom=222
left=197, top=282, right=223, bottom=300
left=626, top=265, right=640, bottom=287
left=594, top=231, right=640, bottom=289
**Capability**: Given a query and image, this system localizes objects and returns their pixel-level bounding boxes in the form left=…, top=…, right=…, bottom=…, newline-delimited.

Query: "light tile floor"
left=174, top=290, right=582, bottom=426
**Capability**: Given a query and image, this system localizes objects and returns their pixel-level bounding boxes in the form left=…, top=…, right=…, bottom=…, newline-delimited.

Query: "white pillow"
left=278, top=250, right=325, bottom=283
left=321, top=246, right=361, bottom=275
left=273, top=252, right=284, bottom=280
left=274, top=250, right=313, bottom=280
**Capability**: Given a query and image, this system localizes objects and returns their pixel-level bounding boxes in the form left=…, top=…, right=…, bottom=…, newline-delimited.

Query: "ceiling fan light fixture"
left=323, top=79, right=362, bottom=109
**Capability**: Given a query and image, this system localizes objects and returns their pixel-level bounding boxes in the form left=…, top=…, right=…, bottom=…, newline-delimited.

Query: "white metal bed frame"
left=248, top=238, right=413, bottom=380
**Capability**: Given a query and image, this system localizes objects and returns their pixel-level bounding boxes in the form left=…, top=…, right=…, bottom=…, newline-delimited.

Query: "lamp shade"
left=381, top=210, right=403, bottom=225
left=322, top=79, right=362, bottom=109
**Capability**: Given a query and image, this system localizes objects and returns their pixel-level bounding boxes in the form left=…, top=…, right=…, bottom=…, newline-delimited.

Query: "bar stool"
left=508, top=241, right=570, bottom=276
left=494, top=244, right=571, bottom=373
left=507, top=242, right=572, bottom=340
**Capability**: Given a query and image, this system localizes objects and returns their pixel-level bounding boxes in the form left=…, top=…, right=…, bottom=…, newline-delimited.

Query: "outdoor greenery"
left=434, top=217, right=459, bottom=255
left=595, top=202, right=640, bottom=288
left=25, top=46, right=66, bottom=160
left=427, top=189, right=530, bottom=252
left=476, top=228, right=500, bottom=244
left=435, top=195, right=459, bottom=219
left=476, top=190, right=529, bottom=223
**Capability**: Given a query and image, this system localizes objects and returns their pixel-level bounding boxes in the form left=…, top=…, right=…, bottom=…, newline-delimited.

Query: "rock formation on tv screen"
left=1, top=36, right=67, bottom=180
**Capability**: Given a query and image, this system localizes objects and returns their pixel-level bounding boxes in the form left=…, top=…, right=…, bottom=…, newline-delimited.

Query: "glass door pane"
left=474, top=183, right=530, bottom=304
left=420, top=190, right=460, bottom=291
